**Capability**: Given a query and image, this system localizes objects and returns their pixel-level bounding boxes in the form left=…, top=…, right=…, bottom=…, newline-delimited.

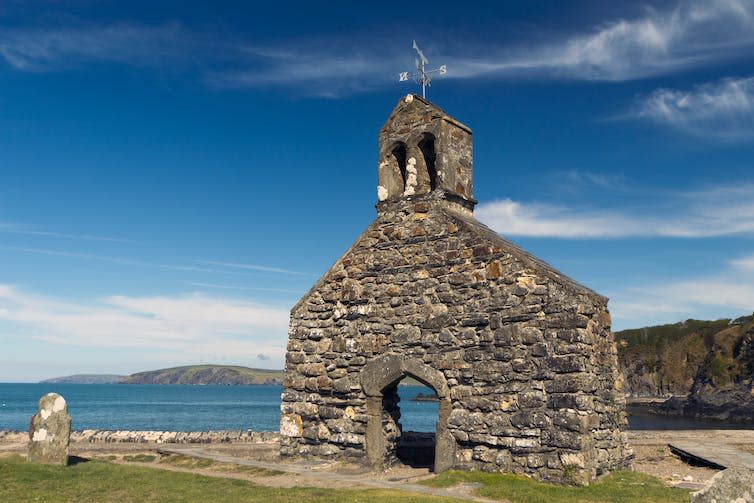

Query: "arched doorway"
left=361, top=354, right=455, bottom=472
left=392, top=376, right=438, bottom=468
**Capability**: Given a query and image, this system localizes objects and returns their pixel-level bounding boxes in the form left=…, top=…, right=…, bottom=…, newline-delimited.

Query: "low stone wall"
left=0, top=430, right=279, bottom=444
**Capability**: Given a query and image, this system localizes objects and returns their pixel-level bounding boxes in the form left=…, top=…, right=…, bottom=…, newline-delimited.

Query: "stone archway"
left=360, top=354, right=455, bottom=472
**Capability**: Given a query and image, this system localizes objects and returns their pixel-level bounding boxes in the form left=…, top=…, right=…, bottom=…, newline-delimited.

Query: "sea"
left=2, top=383, right=754, bottom=432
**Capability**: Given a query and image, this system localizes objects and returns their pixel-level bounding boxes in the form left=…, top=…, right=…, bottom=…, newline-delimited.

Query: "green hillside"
left=119, top=365, right=284, bottom=385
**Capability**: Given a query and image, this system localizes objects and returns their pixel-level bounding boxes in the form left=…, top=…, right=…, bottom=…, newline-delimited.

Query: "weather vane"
left=399, top=40, right=447, bottom=99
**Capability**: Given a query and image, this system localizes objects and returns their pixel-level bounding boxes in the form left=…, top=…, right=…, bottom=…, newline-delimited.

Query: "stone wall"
left=281, top=94, right=631, bottom=484
left=377, top=94, right=473, bottom=207
left=280, top=193, right=632, bottom=484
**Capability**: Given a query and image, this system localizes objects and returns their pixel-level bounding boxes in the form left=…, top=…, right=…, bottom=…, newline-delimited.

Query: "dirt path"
left=157, top=446, right=498, bottom=502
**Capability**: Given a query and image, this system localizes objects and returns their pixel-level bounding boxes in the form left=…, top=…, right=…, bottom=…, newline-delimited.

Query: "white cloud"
left=632, top=75, right=754, bottom=140
left=447, top=0, right=754, bottom=82
left=730, top=254, right=754, bottom=271
left=0, top=285, right=289, bottom=361
left=476, top=199, right=642, bottom=238
left=477, top=183, right=754, bottom=238
left=609, top=271, right=754, bottom=328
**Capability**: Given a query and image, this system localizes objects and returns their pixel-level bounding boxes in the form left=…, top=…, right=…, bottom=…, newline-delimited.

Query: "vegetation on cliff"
left=616, top=314, right=754, bottom=420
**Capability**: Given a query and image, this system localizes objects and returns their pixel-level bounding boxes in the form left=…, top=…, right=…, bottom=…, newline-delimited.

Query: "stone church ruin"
left=280, top=94, right=632, bottom=484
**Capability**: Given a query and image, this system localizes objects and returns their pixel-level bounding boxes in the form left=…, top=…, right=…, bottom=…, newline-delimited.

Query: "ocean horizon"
left=3, top=383, right=754, bottom=433
left=0, top=383, right=440, bottom=432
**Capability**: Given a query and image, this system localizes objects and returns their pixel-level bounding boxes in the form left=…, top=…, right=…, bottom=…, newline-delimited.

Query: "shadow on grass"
left=67, top=455, right=89, bottom=466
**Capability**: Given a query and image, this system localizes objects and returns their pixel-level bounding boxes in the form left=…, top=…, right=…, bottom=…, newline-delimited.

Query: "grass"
left=154, top=452, right=284, bottom=476
left=159, top=453, right=214, bottom=468
left=122, top=454, right=156, bottom=463
left=0, top=454, right=693, bottom=503
left=0, top=455, right=451, bottom=502
left=421, top=470, right=691, bottom=503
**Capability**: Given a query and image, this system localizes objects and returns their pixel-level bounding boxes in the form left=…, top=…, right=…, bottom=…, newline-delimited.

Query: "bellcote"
left=377, top=94, right=475, bottom=213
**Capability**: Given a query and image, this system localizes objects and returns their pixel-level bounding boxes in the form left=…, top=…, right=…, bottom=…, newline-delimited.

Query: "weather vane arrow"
left=399, top=40, right=447, bottom=99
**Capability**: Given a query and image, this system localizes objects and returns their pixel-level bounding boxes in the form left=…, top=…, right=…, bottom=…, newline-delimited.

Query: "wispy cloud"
left=558, top=170, right=628, bottom=190
left=609, top=255, right=754, bottom=327
left=0, top=222, right=133, bottom=243
left=477, top=183, right=754, bottom=238
left=205, top=46, right=393, bottom=97
left=195, top=259, right=316, bottom=277
left=730, top=254, right=754, bottom=271
left=0, top=22, right=191, bottom=71
left=0, top=246, right=315, bottom=279
left=0, top=245, right=219, bottom=273
left=0, top=285, right=289, bottom=360
left=183, top=281, right=303, bottom=294
left=446, top=0, right=754, bottom=82
left=4, top=0, right=752, bottom=95
left=631, top=75, right=754, bottom=141
left=208, top=0, right=754, bottom=92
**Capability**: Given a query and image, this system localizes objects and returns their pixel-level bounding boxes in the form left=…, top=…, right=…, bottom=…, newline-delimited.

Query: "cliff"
left=118, top=365, right=284, bottom=385
left=616, top=314, right=754, bottom=420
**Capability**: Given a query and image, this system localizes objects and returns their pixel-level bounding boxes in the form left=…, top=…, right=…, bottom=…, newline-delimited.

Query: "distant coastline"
left=40, top=374, right=124, bottom=384
left=41, top=365, right=284, bottom=386
left=40, top=366, right=424, bottom=387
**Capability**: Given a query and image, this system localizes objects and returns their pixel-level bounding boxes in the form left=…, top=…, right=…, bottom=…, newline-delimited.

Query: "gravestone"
left=28, top=392, right=71, bottom=465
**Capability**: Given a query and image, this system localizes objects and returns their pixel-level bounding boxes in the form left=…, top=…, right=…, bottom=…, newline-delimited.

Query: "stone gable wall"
left=281, top=196, right=632, bottom=484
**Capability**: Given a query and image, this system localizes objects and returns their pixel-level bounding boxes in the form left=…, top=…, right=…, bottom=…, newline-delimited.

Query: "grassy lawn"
left=0, top=455, right=449, bottom=503
left=0, top=455, right=693, bottom=503
left=422, top=470, right=692, bottom=503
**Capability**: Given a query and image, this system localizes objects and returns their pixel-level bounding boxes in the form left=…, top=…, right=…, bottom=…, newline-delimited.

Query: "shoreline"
left=0, top=429, right=279, bottom=444
left=6, top=426, right=754, bottom=444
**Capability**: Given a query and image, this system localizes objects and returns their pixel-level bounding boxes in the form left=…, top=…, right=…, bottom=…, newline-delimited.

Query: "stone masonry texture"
left=28, top=392, right=71, bottom=465
left=280, top=94, right=632, bottom=484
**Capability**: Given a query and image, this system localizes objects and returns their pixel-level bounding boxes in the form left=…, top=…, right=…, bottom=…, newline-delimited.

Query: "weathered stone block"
left=28, top=393, right=71, bottom=465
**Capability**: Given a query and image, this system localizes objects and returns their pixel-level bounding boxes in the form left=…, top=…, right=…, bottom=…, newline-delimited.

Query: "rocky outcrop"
left=616, top=319, right=732, bottom=398
left=617, top=316, right=754, bottom=421
left=660, top=388, right=754, bottom=422
left=691, top=467, right=754, bottom=503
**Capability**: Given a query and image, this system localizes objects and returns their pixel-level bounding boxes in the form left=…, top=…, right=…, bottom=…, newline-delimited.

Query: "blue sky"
left=1, top=0, right=754, bottom=382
